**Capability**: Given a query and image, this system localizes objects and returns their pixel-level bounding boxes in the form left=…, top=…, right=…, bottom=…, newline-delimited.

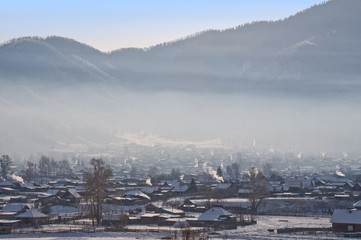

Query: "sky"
left=1, top=0, right=326, bottom=52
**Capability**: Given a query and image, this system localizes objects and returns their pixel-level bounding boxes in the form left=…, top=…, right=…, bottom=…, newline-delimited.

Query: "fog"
left=1, top=0, right=361, bottom=159
left=1, top=80, right=360, bottom=159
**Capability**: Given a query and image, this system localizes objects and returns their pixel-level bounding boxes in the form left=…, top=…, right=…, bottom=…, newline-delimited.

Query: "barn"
left=331, top=201, right=361, bottom=232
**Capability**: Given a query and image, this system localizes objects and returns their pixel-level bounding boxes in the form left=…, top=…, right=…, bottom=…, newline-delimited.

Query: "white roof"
left=141, top=186, right=159, bottom=194
left=238, top=189, right=252, bottom=194
left=171, top=185, right=189, bottom=193
left=0, top=181, right=14, bottom=187
left=67, top=189, right=81, bottom=198
left=124, top=190, right=150, bottom=200
left=354, top=201, right=361, bottom=208
left=216, top=183, right=232, bottom=190
left=198, top=207, right=232, bottom=221
left=15, top=209, right=48, bottom=218
left=46, top=189, right=60, bottom=196
left=331, top=209, right=361, bottom=224
left=50, top=205, right=79, bottom=215
left=2, top=203, right=31, bottom=212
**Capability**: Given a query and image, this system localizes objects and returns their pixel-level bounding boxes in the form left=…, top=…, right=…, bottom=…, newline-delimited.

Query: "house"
left=60, top=189, right=81, bottom=204
left=1, top=203, right=32, bottom=215
left=15, top=209, right=49, bottom=225
left=124, top=190, right=151, bottom=201
left=155, top=207, right=184, bottom=216
left=331, top=201, right=361, bottom=232
left=197, top=207, right=237, bottom=229
left=145, top=203, right=159, bottom=212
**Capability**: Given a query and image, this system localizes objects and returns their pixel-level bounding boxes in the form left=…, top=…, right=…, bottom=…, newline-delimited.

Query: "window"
left=348, top=225, right=354, bottom=232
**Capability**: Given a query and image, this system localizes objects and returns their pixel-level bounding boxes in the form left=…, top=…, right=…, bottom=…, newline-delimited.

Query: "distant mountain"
left=1, top=0, right=361, bottom=157
left=1, top=0, right=360, bottom=96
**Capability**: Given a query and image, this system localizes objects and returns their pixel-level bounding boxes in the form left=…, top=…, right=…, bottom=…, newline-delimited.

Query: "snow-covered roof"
left=20, top=182, right=35, bottom=189
left=67, top=189, right=81, bottom=198
left=353, top=201, right=361, bottom=209
left=331, top=209, right=361, bottom=224
left=2, top=203, right=31, bottom=212
left=15, top=209, right=48, bottom=218
left=46, top=189, right=60, bottom=196
left=50, top=205, right=79, bottom=215
left=124, top=190, right=150, bottom=200
left=0, top=180, right=15, bottom=187
left=171, top=185, right=189, bottom=193
left=141, top=186, right=159, bottom=194
left=238, top=189, right=251, bottom=194
left=198, top=207, right=232, bottom=221
left=216, top=183, right=232, bottom=190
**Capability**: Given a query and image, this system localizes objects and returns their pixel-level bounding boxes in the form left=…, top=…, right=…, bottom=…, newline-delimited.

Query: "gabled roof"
left=0, top=180, right=15, bottom=187
left=46, top=189, right=60, bottom=196
left=141, top=186, right=159, bottom=194
left=15, top=209, right=48, bottom=218
left=198, top=207, right=232, bottom=221
left=331, top=209, right=361, bottom=224
left=171, top=185, right=189, bottom=193
left=67, top=189, right=81, bottom=198
left=2, top=203, right=31, bottom=212
left=353, top=201, right=361, bottom=209
left=216, top=183, right=232, bottom=190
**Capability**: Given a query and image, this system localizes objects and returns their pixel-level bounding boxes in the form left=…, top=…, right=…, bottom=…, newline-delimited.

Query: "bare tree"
left=39, top=155, right=50, bottom=177
left=59, top=159, right=72, bottom=177
left=248, top=167, right=269, bottom=214
left=24, top=161, right=36, bottom=182
left=226, top=162, right=240, bottom=179
left=50, top=158, right=57, bottom=177
left=84, top=158, right=113, bottom=226
left=0, top=155, right=12, bottom=179
left=262, top=163, right=273, bottom=177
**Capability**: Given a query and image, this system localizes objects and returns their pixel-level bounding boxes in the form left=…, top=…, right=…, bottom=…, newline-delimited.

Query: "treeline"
left=22, top=155, right=75, bottom=182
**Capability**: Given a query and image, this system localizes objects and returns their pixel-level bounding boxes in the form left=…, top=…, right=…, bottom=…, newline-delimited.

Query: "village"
left=1, top=146, right=361, bottom=239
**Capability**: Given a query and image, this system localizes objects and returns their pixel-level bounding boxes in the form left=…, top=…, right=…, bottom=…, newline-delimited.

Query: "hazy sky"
left=2, top=0, right=325, bottom=52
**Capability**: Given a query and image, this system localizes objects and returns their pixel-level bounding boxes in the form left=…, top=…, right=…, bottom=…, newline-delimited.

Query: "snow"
left=2, top=203, right=32, bottom=212
left=353, top=200, right=361, bottom=208
left=49, top=205, right=80, bottom=215
left=124, top=190, right=150, bottom=200
left=0, top=216, right=339, bottom=240
left=198, top=207, right=232, bottom=221
left=15, top=209, right=48, bottom=218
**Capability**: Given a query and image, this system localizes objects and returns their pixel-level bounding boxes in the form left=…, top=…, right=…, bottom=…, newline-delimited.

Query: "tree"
left=170, top=168, right=181, bottom=180
left=248, top=167, right=269, bottom=214
left=24, top=161, right=36, bottom=182
left=262, top=163, right=273, bottom=177
left=232, top=162, right=240, bottom=179
left=39, top=155, right=50, bottom=177
left=50, top=158, right=57, bottom=177
left=0, top=155, right=12, bottom=179
left=226, top=165, right=233, bottom=178
left=84, top=158, right=113, bottom=226
left=226, top=162, right=240, bottom=179
left=216, top=166, right=223, bottom=177
left=130, top=165, right=137, bottom=178
left=59, top=159, right=72, bottom=177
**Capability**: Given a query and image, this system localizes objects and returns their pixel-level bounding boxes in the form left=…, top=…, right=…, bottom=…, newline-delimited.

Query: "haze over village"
left=0, top=0, right=361, bottom=239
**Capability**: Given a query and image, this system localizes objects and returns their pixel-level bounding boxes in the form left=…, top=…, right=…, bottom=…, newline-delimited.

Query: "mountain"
left=1, top=0, right=361, bottom=96
left=1, top=0, right=361, bottom=158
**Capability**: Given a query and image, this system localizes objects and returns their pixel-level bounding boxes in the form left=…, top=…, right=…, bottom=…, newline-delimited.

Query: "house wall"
left=332, top=223, right=361, bottom=232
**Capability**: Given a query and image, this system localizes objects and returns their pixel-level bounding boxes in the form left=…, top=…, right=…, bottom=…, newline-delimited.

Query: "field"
left=0, top=215, right=351, bottom=240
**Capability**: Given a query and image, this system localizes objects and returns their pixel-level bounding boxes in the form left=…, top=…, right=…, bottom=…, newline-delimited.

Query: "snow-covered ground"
left=0, top=215, right=352, bottom=240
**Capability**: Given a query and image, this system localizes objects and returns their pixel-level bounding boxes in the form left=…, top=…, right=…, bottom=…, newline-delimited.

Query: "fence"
left=11, top=226, right=104, bottom=235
